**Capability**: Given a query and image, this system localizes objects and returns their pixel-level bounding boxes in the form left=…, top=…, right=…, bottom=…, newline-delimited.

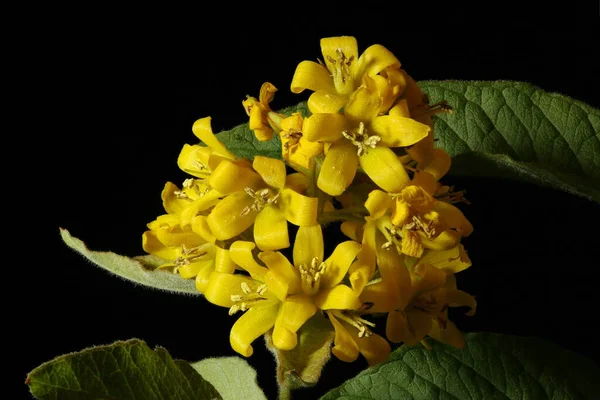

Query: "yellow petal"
left=303, top=113, right=348, bottom=143
left=272, top=309, right=297, bottom=350
left=179, top=258, right=213, bottom=279
left=252, top=156, right=286, bottom=189
left=155, top=227, right=205, bottom=249
left=263, top=269, right=290, bottom=302
left=359, top=280, right=397, bottom=313
left=204, top=271, right=261, bottom=307
left=293, top=224, right=324, bottom=268
left=407, top=130, right=434, bottom=166
left=229, top=241, right=268, bottom=281
left=391, top=200, right=411, bottom=226
left=254, top=206, right=290, bottom=251
left=420, top=229, right=461, bottom=251
left=284, top=172, right=310, bottom=193
left=344, top=76, right=381, bottom=123
left=279, top=294, right=317, bottom=332
left=214, top=247, right=236, bottom=274
left=142, top=231, right=179, bottom=260
left=386, top=310, right=431, bottom=345
left=411, top=171, right=437, bottom=195
left=359, top=147, right=410, bottom=193
left=259, top=251, right=301, bottom=295
left=400, top=229, right=423, bottom=258
left=354, top=44, right=400, bottom=82
left=230, top=302, right=279, bottom=357
left=195, top=260, right=216, bottom=293
left=177, top=144, right=212, bottom=178
left=280, top=188, right=318, bottom=227
left=321, top=36, right=358, bottom=96
left=290, top=60, right=336, bottom=94
left=318, top=140, right=359, bottom=196
left=424, top=148, right=451, bottom=181
left=209, top=160, right=260, bottom=195
left=428, top=320, right=465, bottom=349
left=191, top=117, right=235, bottom=159
left=207, top=192, right=256, bottom=240
left=389, top=99, right=410, bottom=118
left=375, top=233, right=410, bottom=306
left=190, top=215, right=216, bottom=243
left=341, top=220, right=364, bottom=242
left=307, top=91, right=347, bottom=114
left=350, top=329, right=391, bottom=366
left=180, top=191, right=222, bottom=228
left=259, top=82, right=277, bottom=106
left=349, top=222, right=377, bottom=293
left=370, top=115, right=430, bottom=147
left=365, top=190, right=393, bottom=219
left=433, top=202, right=474, bottom=237
left=161, top=182, right=190, bottom=215
left=320, top=241, right=362, bottom=289
left=313, top=285, right=362, bottom=310
left=412, top=263, right=447, bottom=293
left=419, top=245, right=471, bottom=274
left=328, top=311, right=360, bottom=363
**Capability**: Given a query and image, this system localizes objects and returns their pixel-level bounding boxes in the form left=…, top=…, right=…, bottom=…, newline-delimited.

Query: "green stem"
left=277, top=383, right=292, bottom=400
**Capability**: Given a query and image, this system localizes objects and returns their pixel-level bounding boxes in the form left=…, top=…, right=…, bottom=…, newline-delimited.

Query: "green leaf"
left=320, top=332, right=600, bottom=400
left=26, top=339, right=222, bottom=400
left=190, top=357, right=266, bottom=400
left=60, top=228, right=199, bottom=296
left=212, top=102, right=310, bottom=160
left=419, top=80, right=600, bottom=202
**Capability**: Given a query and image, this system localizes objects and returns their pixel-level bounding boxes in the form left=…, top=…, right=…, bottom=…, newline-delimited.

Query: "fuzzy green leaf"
left=320, top=332, right=600, bottom=400
left=60, top=228, right=199, bottom=296
left=26, top=339, right=221, bottom=400
left=420, top=80, right=600, bottom=202
left=190, top=357, right=266, bottom=400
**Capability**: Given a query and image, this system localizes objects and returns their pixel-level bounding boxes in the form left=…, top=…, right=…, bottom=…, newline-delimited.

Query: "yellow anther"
left=334, top=311, right=376, bottom=338
left=298, top=257, right=327, bottom=296
left=241, top=187, right=280, bottom=216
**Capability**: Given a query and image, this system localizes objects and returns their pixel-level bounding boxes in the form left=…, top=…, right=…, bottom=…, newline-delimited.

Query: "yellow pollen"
left=342, top=122, right=381, bottom=156
left=173, top=190, right=192, bottom=201
left=228, top=282, right=268, bottom=315
left=241, top=187, right=280, bottom=216
left=298, top=257, right=327, bottom=296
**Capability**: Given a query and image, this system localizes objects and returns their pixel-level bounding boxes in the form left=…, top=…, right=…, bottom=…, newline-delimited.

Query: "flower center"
left=282, top=130, right=303, bottom=153
left=298, top=256, right=327, bottom=296
left=173, top=243, right=213, bottom=273
left=331, top=310, right=376, bottom=338
left=342, top=122, right=381, bottom=156
left=228, top=281, right=268, bottom=315
left=241, top=187, right=280, bottom=216
left=326, top=48, right=355, bottom=95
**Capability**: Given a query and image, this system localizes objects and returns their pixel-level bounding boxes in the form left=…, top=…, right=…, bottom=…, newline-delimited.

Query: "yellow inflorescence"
left=142, top=36, right=476, bottom=366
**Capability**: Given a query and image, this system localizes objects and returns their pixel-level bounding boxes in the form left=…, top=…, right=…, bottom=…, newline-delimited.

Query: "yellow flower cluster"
left=143, top=36, right=476, bottom=366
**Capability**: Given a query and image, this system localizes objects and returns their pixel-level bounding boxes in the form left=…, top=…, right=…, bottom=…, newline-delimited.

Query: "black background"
left=21, top=19, right=600, bottom=400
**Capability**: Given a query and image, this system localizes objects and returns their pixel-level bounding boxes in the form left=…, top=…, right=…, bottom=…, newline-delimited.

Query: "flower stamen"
left=228, top=282, right=269, bottom=315
left=334, top=311, right=376, bottom=338
left=342, top=122, right=381, bottom=156
left=298, top=257, right=327, bottom=296
left=241, top=187, right=280, bottom=216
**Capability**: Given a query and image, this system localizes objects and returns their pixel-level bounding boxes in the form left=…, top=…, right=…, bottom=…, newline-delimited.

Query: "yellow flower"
left=279, top=112, right=323, bottom=169
left=291, top=36, right=402, bottom=114
left=242, top=82, right=282, bottom=141
left=301, top=76, right=430, bottom=196
left=206, top=156, right=318, bottom=251
left=258, top=224, right=390, bottom=365
left=359, top=231, right=476, bottom=348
